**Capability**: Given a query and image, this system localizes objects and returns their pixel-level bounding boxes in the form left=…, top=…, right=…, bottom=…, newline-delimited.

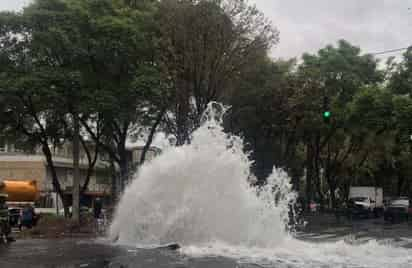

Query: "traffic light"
left=323, top=96, right=331, bottom=123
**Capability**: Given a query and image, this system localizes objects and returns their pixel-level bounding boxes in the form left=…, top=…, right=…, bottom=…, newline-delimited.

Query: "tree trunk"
left=72, top=114, right=80, bottom=224
left=110, top=159, right=118, bottom=203
left=326, top=141, right=337, bottom=209
left=80, top=136, right=99, bottom=194
left=140, top=108, right=165, bottom=165
left=329, top=184, right=337, bottom=209
left=175, top=83, right=190, bottom=146
left=314, top=133, right=324, bottom=210
left=397, top=172, right=405, bottom=196
left=42, top=143, right=70, bottom=217
left=116, top=122, right=131, bottom=192
left=305, top=142, right=314, bottom=210
left=119, top=157, right=129, bottom=192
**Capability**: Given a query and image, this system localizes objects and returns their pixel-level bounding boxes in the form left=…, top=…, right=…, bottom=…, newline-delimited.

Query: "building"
left=0, top=140, right=111, bottom=210
left=0, top=139, right=162, bottom=210
left=126, top=145, right=162, bottom=170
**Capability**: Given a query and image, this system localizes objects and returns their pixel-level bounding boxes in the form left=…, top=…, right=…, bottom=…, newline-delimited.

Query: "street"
left=1, top=218, right=412, bottom=268
left=0, top=238, right=255, bottom=268
left=298, top=215, right=412, bottom=248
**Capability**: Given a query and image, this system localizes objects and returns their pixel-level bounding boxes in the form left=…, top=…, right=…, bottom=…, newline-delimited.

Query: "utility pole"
left=72, top=113, right=80, bottom=224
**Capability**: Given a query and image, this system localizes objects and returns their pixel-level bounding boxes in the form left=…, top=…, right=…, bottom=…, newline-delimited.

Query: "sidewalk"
left=15, top=214, right=105, bottom=239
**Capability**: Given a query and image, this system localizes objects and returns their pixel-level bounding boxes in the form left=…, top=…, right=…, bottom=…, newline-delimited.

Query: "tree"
left=157, top=0, right=278, bottom=145
left=0, top=70, right=72, bottom=214
left=389, top=47, right=412, bottom=95
left=228, top=55, right=301, bottom=182
left=228, top=40, right=386, bottom=208
left=65, top=0, right=169, bottom=192
left=382, top=48, right=412, bottom=197
left=296, top=40, right=384, bottom=208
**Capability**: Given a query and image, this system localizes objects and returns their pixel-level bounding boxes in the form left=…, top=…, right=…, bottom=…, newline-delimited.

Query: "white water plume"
left=110, top=102, right=296, bottom=247
left=182, top=238, right=412, bottom=268
left=110, top=102, right=412, bottom=268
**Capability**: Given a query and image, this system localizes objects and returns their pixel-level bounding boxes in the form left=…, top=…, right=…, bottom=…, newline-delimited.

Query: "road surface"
left=1, top=217, right=412, bottom=267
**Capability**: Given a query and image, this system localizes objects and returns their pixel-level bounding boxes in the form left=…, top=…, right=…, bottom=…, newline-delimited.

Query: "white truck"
left=348, top=187, right=383, bottom=217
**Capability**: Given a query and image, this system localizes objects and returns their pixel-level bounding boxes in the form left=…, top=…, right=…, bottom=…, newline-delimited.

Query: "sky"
left=0, top=0, right=30, bottom=11
left=251, top=0, right=412, bottom=59
left=1, top=0, right=411, bottom=60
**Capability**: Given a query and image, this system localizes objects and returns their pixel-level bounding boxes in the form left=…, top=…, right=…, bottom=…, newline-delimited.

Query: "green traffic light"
left=323, top=111, right=331, bottom=118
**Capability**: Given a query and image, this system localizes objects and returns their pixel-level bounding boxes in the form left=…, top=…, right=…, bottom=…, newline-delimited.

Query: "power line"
left=370, top=46, right=410, bottom=56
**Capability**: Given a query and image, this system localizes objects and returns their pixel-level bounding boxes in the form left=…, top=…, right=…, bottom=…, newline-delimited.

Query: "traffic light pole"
left=323, top=96, right=331, bottom=123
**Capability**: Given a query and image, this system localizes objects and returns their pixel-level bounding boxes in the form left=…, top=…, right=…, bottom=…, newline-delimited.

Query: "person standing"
left=20, top=204, right=35, bottom=229
left=0, top=194, right=13, bottom=242
left=93, top=197, right=102, bottom=219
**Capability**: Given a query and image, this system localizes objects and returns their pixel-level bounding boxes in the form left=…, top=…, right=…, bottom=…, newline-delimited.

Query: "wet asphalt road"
left=298, top=216, right=412, bottom=247
left=1, top=216, right=412, bottom=268
left=0, top=238, right=259, bottom=268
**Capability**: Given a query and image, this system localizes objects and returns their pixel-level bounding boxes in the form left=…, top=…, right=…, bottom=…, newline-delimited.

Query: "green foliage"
left=0, top=0, right=168, bottom=199
left=389, top=48, right=412, bottom=95
left=1, top=0, right=412, bottom=207
left=229, top=39, right=412, bottom=206
left=156, top=0, right=277, bottom=144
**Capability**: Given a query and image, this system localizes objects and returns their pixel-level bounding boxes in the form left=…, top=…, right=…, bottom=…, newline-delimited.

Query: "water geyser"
left=109, top=102, right=296, bottom=248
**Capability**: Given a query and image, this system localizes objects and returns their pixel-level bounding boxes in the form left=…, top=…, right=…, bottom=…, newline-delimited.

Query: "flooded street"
left=0, top=238, right=255, bottom=268
left=1, top=219, right=412, bottom=268
left=299, top=217, right=412, bottom=248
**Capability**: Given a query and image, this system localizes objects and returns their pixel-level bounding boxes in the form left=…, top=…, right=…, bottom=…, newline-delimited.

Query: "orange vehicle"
left=0, top=180, right=40, bottom=228
left=0, top=180, right=39, bottom=202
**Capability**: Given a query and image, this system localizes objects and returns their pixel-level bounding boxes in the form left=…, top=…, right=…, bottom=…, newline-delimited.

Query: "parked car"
left=384, top=197, right=410, bottom=223
left=348, top=187, right=383, bottom=218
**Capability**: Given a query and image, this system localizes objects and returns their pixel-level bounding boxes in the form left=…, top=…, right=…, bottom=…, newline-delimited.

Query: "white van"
left=348, top=187, right=383, bottom=217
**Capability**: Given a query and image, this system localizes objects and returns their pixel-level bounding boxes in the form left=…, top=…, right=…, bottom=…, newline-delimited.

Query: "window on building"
left=13, top=143, right=25, bottom=153
left=35, top=193, right=55, bottom=208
